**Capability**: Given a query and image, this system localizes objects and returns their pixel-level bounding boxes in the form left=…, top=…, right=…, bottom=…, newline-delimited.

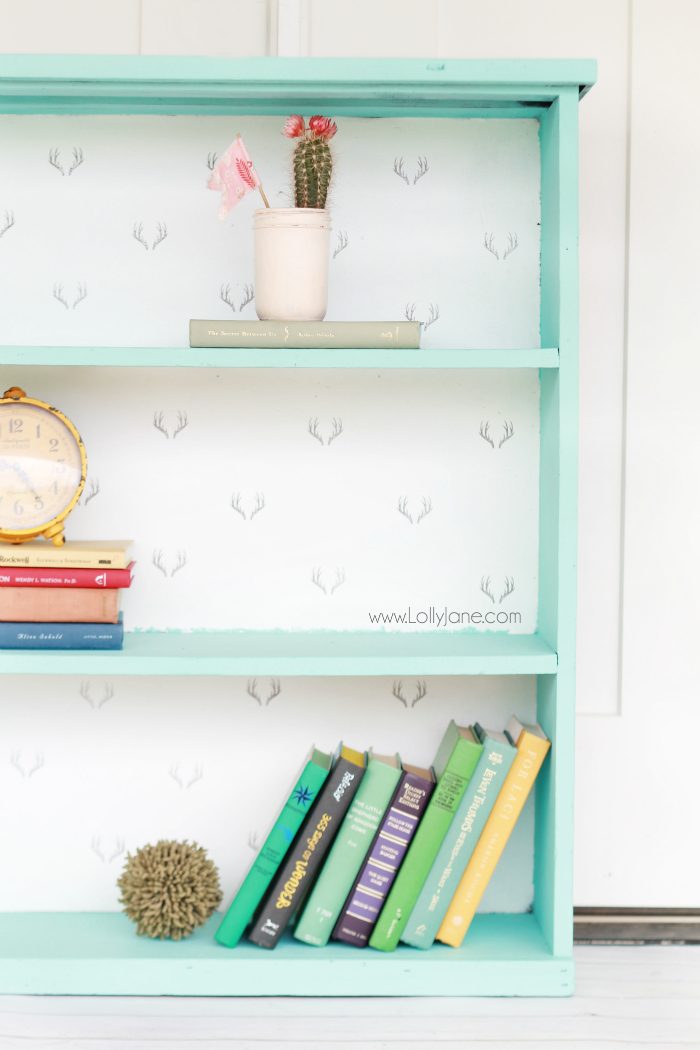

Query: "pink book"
left=0, top=587, right=120, bottom=624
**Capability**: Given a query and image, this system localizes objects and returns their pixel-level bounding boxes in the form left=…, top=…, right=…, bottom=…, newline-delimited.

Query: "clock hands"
left=0, top=456, right=43, bottom=501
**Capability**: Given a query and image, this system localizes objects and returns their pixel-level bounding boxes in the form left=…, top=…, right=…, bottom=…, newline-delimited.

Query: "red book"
left=0, top=562, right=135, bottom=589
left=0, top=587, right=120, bottom=624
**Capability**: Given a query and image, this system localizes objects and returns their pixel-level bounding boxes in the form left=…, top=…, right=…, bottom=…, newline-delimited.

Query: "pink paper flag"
left=208, top=135, right=262, bottom=218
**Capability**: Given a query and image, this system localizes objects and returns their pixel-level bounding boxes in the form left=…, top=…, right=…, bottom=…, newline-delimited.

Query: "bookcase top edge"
left=0, top=55, right=597, bottom=92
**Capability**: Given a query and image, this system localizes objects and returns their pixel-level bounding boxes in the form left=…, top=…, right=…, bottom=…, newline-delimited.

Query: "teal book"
left=400, top=725, right=516, bottom=949
left=369, top=721, right=484, bottom=952
left=215, top=745, right=333, bottom=947
left=293, top=753, right=402, bottom=947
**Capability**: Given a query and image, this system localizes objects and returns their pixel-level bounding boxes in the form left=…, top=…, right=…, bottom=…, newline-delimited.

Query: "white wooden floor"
left=0, top=946, right=698, bottom=1050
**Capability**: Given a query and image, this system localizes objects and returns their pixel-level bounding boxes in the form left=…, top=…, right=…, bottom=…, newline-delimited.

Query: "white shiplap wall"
left=1, top=0, right=697, bottom=908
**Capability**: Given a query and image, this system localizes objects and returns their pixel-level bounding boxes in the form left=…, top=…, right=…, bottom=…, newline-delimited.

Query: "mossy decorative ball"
left=118, top=840, right=222, bottom=940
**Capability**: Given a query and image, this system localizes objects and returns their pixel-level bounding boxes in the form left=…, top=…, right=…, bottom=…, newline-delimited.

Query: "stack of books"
left=0, top=541, right=133, bottom=650
left=215, top=716, right=550, bottom=952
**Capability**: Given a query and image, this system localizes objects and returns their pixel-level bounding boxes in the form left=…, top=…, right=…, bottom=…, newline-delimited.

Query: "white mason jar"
left=254, top=208, right=331, bottom=321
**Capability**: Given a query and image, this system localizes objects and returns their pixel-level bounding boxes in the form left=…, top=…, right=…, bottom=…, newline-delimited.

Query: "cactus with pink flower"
left=283, top=114, right=337, bottom=209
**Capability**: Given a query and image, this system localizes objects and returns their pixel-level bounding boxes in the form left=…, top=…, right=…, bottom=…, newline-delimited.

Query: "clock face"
left=0, top=401, right=84, bottom=532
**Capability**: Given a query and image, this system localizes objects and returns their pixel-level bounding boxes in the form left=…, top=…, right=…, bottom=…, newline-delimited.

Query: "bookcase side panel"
left=535, top=90, right=580, bottom=961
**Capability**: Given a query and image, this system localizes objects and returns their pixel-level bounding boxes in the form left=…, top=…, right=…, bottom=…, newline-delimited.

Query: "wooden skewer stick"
left=258, top=184, right=270, bottom=208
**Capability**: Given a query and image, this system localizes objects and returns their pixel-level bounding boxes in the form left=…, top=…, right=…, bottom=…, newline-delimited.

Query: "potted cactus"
left=254, top=114, right=337, bottom=322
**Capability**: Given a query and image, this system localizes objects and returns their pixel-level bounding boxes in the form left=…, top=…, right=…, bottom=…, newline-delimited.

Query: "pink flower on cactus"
left=283, top=114, right=305, bottom=138
left=308, top=115, right=337, bottom=140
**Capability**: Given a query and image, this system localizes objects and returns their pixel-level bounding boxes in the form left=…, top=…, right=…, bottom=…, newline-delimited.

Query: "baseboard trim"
left=574, top=908, right=700, bottom=944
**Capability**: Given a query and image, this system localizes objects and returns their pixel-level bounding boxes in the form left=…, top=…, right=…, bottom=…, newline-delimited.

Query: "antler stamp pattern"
left=404, top=303, right=439, bottom=329
left=152, top=550, right=188, bottom=577
left=231, top=492, right=266, bottom=521
left=246, top=678, right=282, bottom=706
left=91, top=836, right=125, bottom=863
left=308, top=417, right=343, bottom=446
left=48, top=147, right=84, bottom=176
left=168, top=762, right=204, bottom=789
left=0, top=211, right=15, bottom=239
left=80, top=478, right=100, bottom=506
left=392, top=680, right=428, bottom=708
left=394, top=157, right=430, bottom=185
left=52, top=283, right=87, bottom=310
left=333, top=231, right=349, bottom=258
left=483, top=233, right=519, bottom=261
left=480, top=421, right=515, bottom=448
left=80, top=681, right=114, bottom=709
left=311, top=567, right=346, bottom=595
left=10, top=751, right=44, bottom=778
left=152, top=411, right=189, bottom=439
left=480, top=575, right=515, bottom=604
left=133, top=222, right=168, bottom=251
left=397, top=496, right=433, bottom=525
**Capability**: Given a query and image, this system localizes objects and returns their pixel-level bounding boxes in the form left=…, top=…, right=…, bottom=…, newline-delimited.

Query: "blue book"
left=0, top=614, right=124, bottom=649
left=400, top=724, right=516, bottom=949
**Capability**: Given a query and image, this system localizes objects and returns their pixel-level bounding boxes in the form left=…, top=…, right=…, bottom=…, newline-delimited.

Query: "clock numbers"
left=9, top=418, right=23, bottom=434
left=49, top=438, right=59, bottom=452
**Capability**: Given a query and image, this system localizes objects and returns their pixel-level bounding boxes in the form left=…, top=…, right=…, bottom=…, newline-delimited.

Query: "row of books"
left=0, top=541, right=133, bottom=649
left=216, top=716, right=550, bottom=952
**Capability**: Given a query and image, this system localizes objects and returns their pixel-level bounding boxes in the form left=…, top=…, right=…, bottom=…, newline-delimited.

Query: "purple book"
left=332, top=764, right=435, bottom=948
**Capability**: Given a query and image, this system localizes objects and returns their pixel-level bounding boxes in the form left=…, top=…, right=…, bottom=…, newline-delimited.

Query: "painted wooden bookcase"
left=0, top=56, right=595, bottom=997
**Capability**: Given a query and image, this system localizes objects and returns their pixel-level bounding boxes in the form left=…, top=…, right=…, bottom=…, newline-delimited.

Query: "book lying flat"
left=294, top=752, right=402, bottom=948
left=189, top=320, right=421, bottom=350
left=436, top=717, right=551, bottom=948
left=0, top=562, right=135, bottom=589
left=333, top=762, right=435, bottom=948
left=0, top=614, right=124, bottom=650
left=369, top=722, right=484, bottom=952
left=0, top=541, right=132, bottom=570
left=248, top=745, right=366, bottom=950
left=0, top=586, right=120, bottom=623
left=401, top=725, right=516, bottom=950
left=215, top=746, right=333, bottom=948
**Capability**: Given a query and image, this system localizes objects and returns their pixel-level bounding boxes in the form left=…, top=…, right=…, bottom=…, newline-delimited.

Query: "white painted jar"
left=254, top=208, right=331, bottom=322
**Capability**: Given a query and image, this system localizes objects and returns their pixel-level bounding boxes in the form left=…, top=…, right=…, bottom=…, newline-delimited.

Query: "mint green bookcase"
left=0, top=56, right=595, bottom=997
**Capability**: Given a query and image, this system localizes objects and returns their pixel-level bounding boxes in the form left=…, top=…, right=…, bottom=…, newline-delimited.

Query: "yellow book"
left=0, top=540, right=132, bottom=569
left=436, top=716, right=551, bottom=948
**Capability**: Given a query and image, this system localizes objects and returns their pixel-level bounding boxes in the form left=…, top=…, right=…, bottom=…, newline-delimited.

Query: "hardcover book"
left=436, top=716, right=551, bottom=948
left=215, top=746, right=333, bottom=948
left=0, top=587, right=120, bottom=623
left=247, top=745, right=365, bottom=949
left=189, top=319, right=421, bottom=350
left=368, top=721, right=484, bottom=952
left=333, top=762, right=435, bottom=948
left=0, top=541, right=132, bottom=570
left=294, top=752, right=401, bottom=947
left=0, top=563, right=135, bottom=589
left=401, top=725, right=516, bottom=949
left=0, top=614, right=124, bottom=650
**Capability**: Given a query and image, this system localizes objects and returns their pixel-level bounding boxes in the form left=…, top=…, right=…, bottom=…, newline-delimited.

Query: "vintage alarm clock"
left=0, top=386, right=87, bottom=546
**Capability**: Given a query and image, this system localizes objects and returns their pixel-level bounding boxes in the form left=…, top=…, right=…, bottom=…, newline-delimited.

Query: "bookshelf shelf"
left=0, top=346, right=559, bottom=369
left=0, top=629, right=558, bottom=677
left=0, top=54, right=594, bottom=998
left=0, top=911, right=572, bottom=997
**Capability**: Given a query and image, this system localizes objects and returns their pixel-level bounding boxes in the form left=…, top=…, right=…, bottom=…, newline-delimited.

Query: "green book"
left=400, top=725, right=516, bottom=949
left=293, top=753, right=402, bottom=947
left=368, top=722, right=484, bottom=952
left=215, top=745, right=333, bottom=947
